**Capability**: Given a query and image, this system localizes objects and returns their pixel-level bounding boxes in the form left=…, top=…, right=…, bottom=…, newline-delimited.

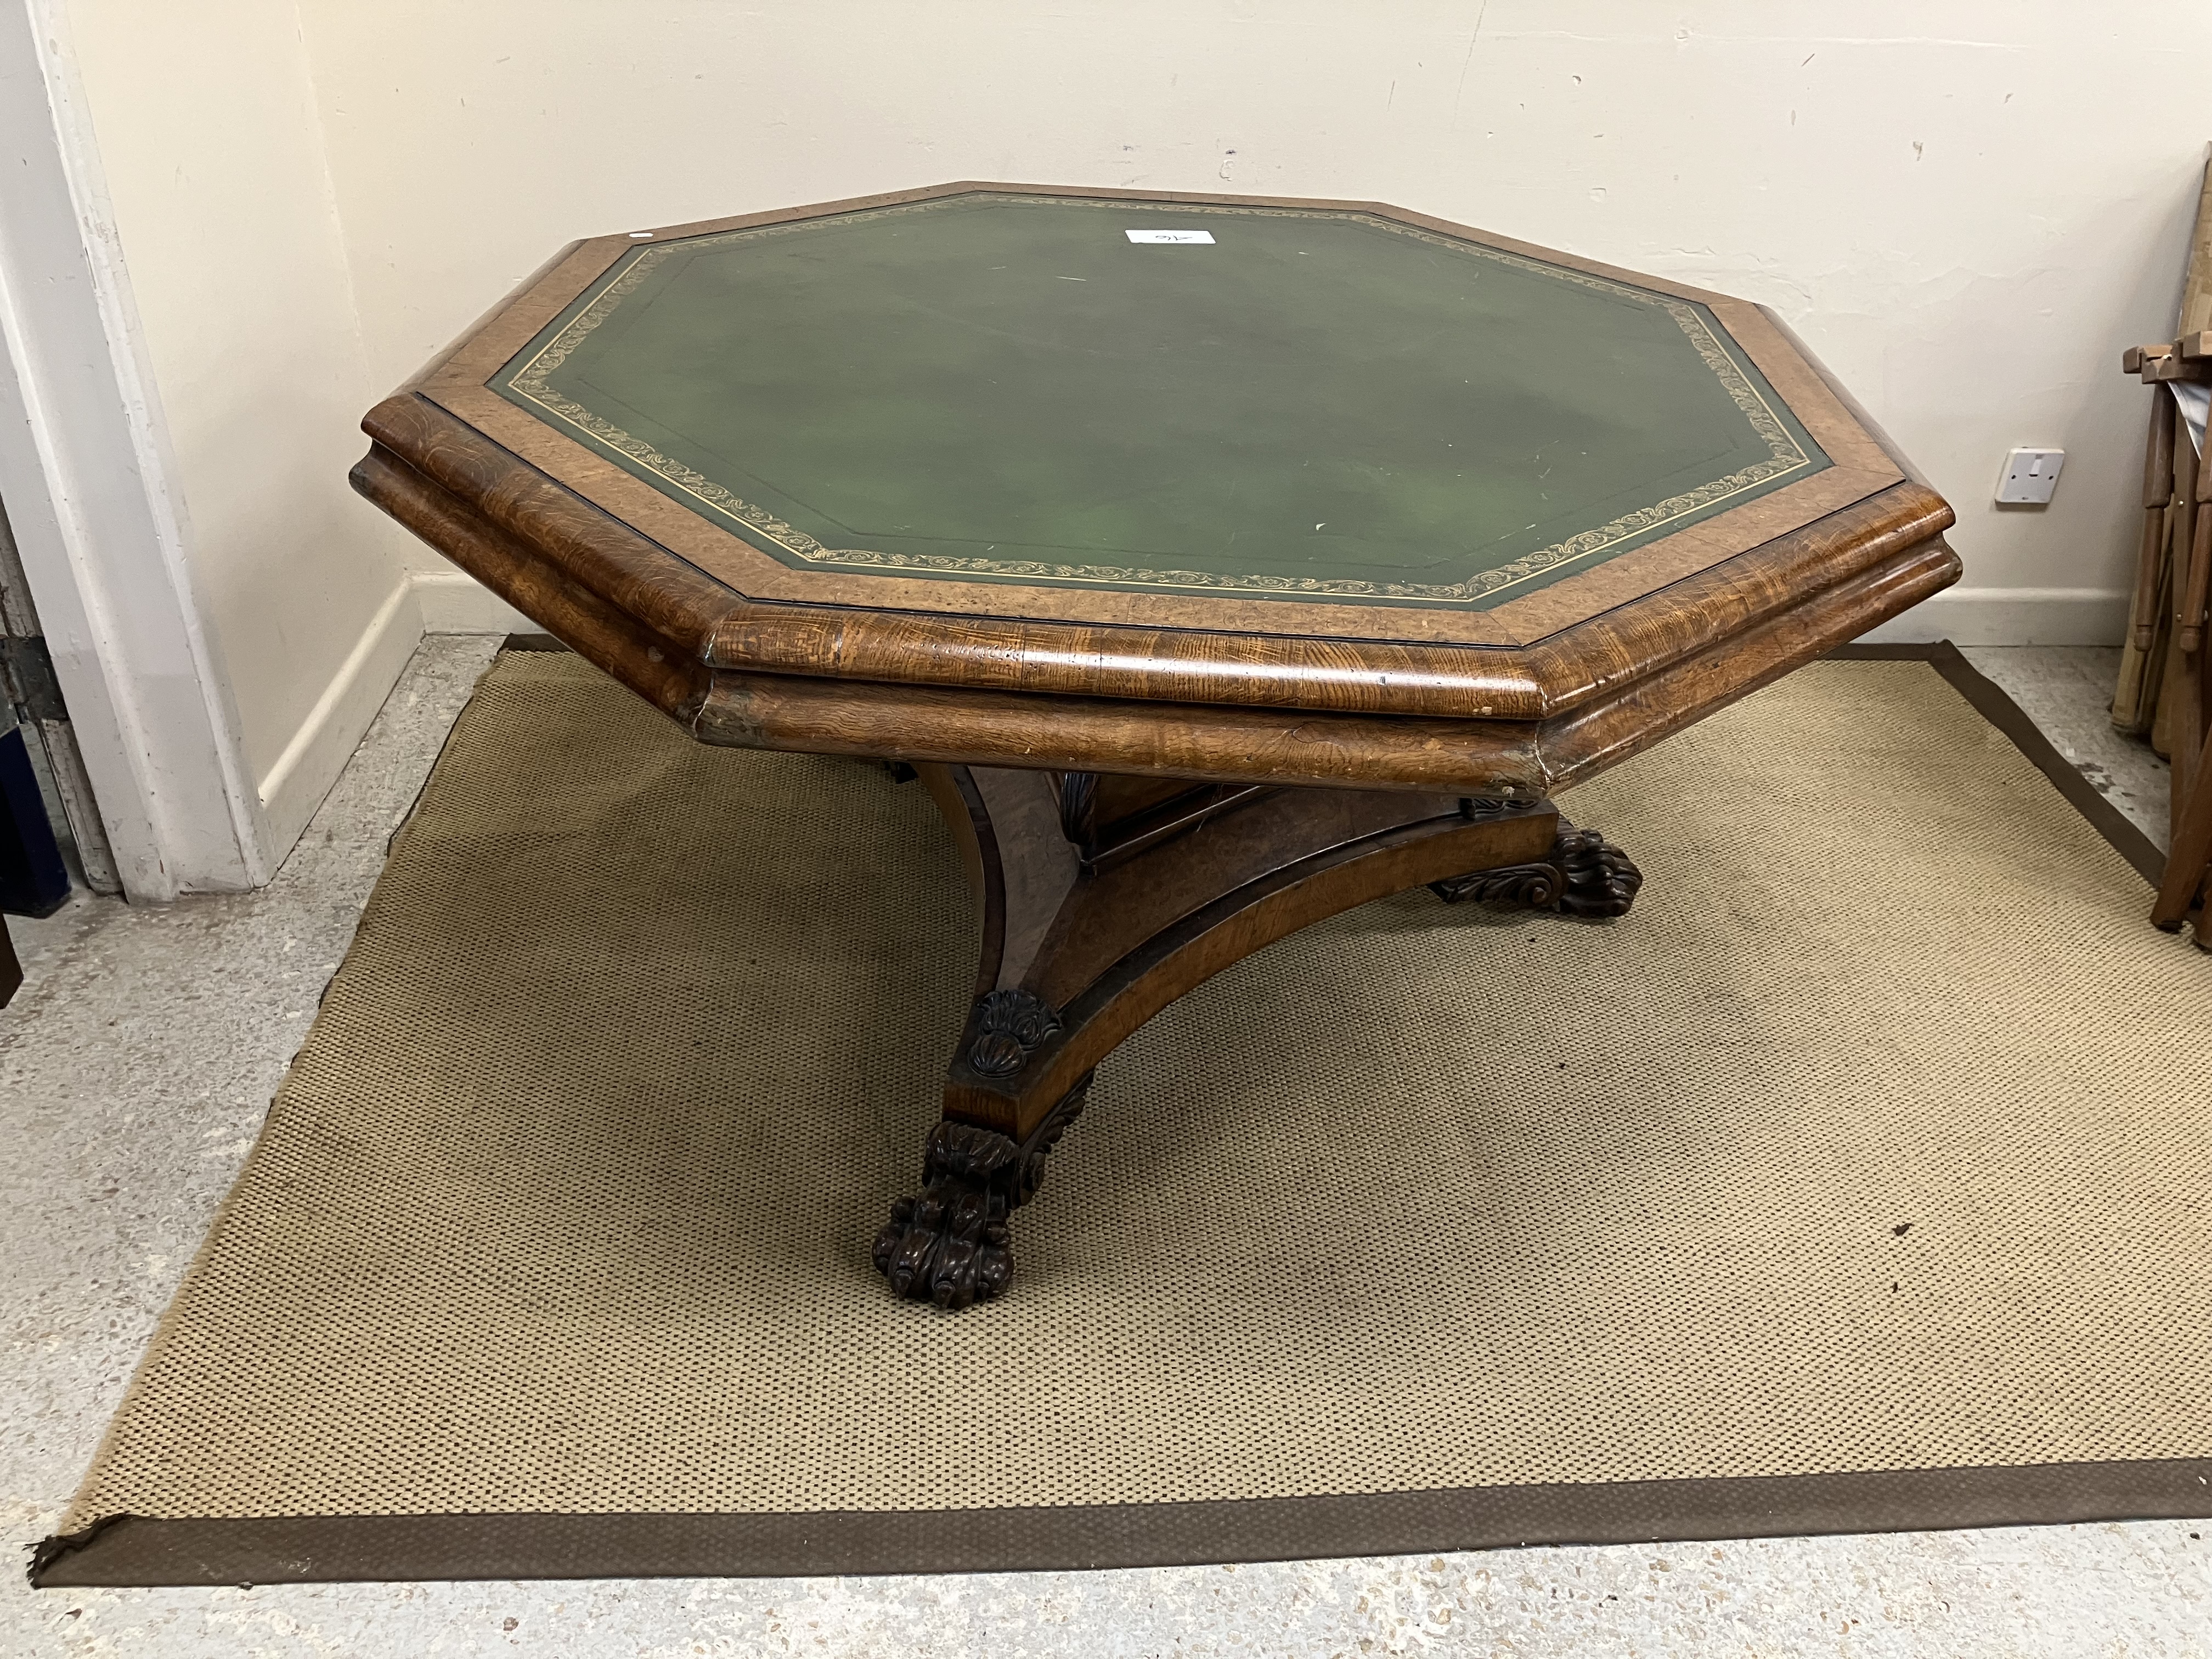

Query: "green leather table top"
left=495, top=193, right=1829, bottom=611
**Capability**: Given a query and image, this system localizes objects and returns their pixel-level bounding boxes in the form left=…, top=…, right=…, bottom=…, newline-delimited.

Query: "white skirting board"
left=1855, top=587, right=2130, bottom=648
left=248, top=573, right=2129, bottom=878
left=252, top=571, right=529, bottom=860
left=251, top=577, right=426, bottom=857
left=412, top=568, right=534, bottom=635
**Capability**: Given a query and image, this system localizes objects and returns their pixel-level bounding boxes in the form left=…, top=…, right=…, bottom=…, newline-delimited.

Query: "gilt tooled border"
left=498, top=194, right=1824, bottom=606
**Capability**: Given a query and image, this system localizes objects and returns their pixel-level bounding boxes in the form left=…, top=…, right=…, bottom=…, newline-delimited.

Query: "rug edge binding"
left=37, top=641, right=2199, bottom=1588
left=32, top=1457, right=2212, bottom=1587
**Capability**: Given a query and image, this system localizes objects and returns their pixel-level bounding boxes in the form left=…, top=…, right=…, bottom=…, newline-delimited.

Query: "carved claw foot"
left=1554, top=827, right=1641, bottom=917
left=873, top=1123, right=1017, bottom=1309
left=872, top=1077, right=1091, bottom=1309
left=1431, top=825, right=1641, bottom=918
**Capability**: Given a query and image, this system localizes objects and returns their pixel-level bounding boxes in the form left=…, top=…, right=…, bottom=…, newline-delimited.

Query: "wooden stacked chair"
left=2117, top=160, right=2212, bottom=945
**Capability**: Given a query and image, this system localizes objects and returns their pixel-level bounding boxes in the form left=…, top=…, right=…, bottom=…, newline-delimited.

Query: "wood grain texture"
left=1534, top=537, right=1960, bottom=787
left=432, top=345, right=1900, bottom=653
left=349, top=444, right=710, bottom=722
left=2183, top=159, right=2212, bottom=341
left=690, top=535, right=1959, bottom=795
left=2155, top=166, right=2212, bottom=927
left=359, top=388, right=1953, bottom=732
left=920, top=774, right=1564, bottom=1140
left=2152, top=744, right=2212, bottom=931
left=404, top=182, right=1942, bottom=663
left=691, top=479, right=1950, bottom=720
left=352, top=184, right=1960, bottom=799
left=354, top=410, right=1955, bottom=797
left=870, top=773, right=1602, bottom=1306
left=361, top=396, right=741, bottom=658
left=2136, top=388, right=2177, bottom=650
left=693, top=671, right=1548, bottom=793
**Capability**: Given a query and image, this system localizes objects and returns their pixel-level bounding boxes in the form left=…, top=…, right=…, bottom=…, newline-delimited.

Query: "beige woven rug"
left=36, top=646, right=2212, bottom=1585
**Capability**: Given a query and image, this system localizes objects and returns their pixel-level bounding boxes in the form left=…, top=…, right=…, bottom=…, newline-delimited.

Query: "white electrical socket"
left=1996, top=447, right=2064, bottom=505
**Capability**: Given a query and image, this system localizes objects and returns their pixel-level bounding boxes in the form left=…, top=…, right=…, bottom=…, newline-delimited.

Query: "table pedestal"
left=872, top=767, right=1641, bottom=1308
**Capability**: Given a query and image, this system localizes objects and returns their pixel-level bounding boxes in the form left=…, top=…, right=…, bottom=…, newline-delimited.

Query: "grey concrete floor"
left=1964, top=645, right=2173, bottom=854
left=1, top=639, right=2204, bottom=1658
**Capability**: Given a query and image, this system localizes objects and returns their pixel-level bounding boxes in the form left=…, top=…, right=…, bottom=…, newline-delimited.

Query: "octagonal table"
left=354, top=183, right=1959, bottom=1308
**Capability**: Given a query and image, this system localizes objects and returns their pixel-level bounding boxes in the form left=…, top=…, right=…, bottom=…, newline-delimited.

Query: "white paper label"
left=1125, top=229, right=1215, bottom=245
left=2174, top=381, right=2209, bottom=460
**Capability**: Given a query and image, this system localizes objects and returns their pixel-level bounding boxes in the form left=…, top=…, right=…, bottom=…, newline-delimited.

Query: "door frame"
left=0, top=0, right=267, bottom=900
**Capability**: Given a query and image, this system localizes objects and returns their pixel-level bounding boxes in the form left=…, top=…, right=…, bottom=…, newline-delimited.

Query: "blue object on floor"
left=0, top=721, right=69, bottom=917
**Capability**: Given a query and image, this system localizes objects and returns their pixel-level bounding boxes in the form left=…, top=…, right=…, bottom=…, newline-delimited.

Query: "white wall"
left=295, top=0, right=2211, bottom=645
left=59, top=0, right=425, bottom=856
left=30, top=1, right=2212, bottom=884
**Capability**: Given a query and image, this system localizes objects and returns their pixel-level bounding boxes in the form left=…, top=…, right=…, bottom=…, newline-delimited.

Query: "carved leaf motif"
left=1458, top=796, right=1523, bottom=819
left=924, top=1121, right=1023, bottom=1184
left=967, top=989, right=1062, bottom=1075
left=1429, top=861, right=1562, bottom=908
left=1430, top=827, right=1642, bottom=918
left=873, top=1076, right=1093, bottom=1308
left=968, top=1034, right=1030, bottom=1077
